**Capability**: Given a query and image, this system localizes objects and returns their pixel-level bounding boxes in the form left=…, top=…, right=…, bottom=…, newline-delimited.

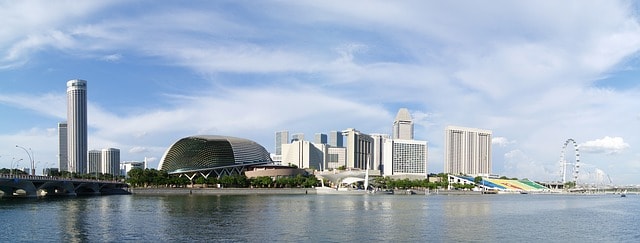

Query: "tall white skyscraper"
left=444, top=126, right=492, bottom=176
left=101, top=148, right=120, bottom=176
left=58, top=122, right=68, bottom=172
left=67, top=79, right=88, bottom=174
left=393, top=108, right=414, bottom=140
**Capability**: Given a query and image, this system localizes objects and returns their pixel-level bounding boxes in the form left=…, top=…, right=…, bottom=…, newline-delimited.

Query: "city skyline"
left=0, top=2, right=638, bottom=184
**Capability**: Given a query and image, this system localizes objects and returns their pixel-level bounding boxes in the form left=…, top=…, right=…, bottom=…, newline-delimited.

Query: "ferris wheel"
left=559, top=139, right=580, bottom=185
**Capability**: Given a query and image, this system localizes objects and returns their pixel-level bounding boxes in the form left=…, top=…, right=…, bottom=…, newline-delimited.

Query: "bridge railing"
left=0, top=173, right=125, bottom=184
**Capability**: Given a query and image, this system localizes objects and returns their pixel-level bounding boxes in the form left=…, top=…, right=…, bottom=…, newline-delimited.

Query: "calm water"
left=1, top=193, right=639, bottom=242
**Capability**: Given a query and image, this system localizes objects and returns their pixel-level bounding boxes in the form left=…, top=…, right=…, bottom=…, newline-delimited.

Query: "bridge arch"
left=0, top=178, right=38, bottom=197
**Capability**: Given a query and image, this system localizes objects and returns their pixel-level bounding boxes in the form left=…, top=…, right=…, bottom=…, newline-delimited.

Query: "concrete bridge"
left=0, top=174, right=130, bottom=198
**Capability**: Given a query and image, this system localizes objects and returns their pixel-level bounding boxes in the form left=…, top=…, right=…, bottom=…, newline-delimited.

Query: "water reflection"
left=3, top=194, right=640, bottom=242
left=442, top=196, right=493, bottom=241
left=61, top=199, right=89, bottom=243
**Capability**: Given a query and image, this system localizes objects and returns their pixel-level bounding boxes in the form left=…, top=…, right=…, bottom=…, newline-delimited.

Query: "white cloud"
left=0, top=1, right=118, bottom=69
left=502, top=149, right=555, bottom=181
left=129, top=147, right=149, bottom=154
left=1, top=1, right=640, bottom=183
left=492, top=137, right=514, bottom=147
left=0, top=93, right=66, bottom=119
left=580, top=136, right=630, bottom=154
left=101, top=53, right=122, bottom=62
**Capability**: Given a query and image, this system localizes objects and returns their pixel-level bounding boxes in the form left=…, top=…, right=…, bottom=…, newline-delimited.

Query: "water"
left=1, top=193, right=639, bottom=242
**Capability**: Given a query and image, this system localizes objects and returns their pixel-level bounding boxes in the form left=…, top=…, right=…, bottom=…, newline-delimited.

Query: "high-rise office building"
left=444, top=125, right=492, bottom=176
left=291, top=133, right=304, bottom=142
left=328, top=131, right=343, bottom=147
left=383, top=139, right=428, bottom=177
left=88, top=149, right=101, bottom=174
left=275, top=131, right=289, bottom=155
left=67, top=79, right=88, bottom=174
left=343, top=128, right=373, bottom=170
left=315, top=133, right=327, bottom=144
left=393, top=108, right=414, bottom=140
left=102, top=148, right=121, bottom=176
left=58, top=122, right=68, bottom=172
left=281, top=140, right=324, bottom=170
left=370, top=134, right=389, bottom=172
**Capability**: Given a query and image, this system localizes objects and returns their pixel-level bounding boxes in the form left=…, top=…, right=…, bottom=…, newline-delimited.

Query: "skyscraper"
left=343, top=128, right=373, bottom=170
left=328, top=131, right=343, bottom=147
left=315, top=133, right=327, bottom=144
left=58, top=122, right=68, bottom=172
left=393, top=108, right=414, bottom=140
left=444, top=125, right=492, bottom=176
left=370, top=133, right=389, bottom=171
left=275, top=130, right=289, bottom=156
left=383, top=139, right=428, bottom=177
left=102, top=148, right=120, bottom=176
left=88, top=150, right=101, bottom=174
left=291, top=133, right=304, bottom=142
left=67, top=79, right=88, bottom=174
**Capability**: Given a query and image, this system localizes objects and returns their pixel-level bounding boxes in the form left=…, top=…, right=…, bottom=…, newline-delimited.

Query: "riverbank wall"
left=131, top=187, right=315, bottom=195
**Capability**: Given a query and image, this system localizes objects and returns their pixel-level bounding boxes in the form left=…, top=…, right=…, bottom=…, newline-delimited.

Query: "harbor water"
left=1, top=193, right=639, bottom=242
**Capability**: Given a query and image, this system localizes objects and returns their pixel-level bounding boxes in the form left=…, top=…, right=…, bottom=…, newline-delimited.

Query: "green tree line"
left=0, top=168, right=28, bottom=175
left=373, top=173, right=449, bottom=190
left=125, top=168, right=319, bottom=188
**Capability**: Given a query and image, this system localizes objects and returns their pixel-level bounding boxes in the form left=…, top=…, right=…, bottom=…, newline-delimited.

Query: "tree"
left=195, top=176, right=207, bottom=186
left=302, top=175, right=318, bottom=188
left=474, top=176, right=483, bottom=184
left=564, top=181, right=576, bottom=189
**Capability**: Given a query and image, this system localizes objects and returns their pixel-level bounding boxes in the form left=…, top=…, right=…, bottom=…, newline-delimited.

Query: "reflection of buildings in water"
left=443, top=199, right=493, bottom=241
left=63, top=200, right=89, bottom=242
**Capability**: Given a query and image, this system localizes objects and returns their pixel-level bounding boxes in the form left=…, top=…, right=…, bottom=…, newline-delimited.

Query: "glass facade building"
left=159, top=135, right=272, bottom=174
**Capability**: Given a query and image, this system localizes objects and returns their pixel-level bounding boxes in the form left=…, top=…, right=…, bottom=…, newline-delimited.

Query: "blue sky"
left=1, top=1, right=639, bottom=184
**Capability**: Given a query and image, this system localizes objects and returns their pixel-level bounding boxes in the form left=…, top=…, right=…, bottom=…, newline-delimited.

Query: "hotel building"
left=67, top=79, right=88, bottom=174
left=444, top=125, right=492, bottom=176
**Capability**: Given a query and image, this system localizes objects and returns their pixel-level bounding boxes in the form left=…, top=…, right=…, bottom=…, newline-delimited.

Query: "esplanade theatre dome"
left=159, top=135, right=272, bottom=174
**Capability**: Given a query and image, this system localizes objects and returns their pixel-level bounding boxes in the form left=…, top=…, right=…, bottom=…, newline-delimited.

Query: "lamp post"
left=16, top=145, right=34, bottom=176
left=11, top=158, right=23, bottom=177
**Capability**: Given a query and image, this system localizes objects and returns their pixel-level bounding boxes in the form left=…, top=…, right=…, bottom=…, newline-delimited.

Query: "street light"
left=16, top=145, right=34, bottom=176
left=10, top=158, right=23, bottom=177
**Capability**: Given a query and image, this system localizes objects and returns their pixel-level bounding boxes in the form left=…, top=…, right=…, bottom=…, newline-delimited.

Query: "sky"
left=1, top=0, right=639, bottom=185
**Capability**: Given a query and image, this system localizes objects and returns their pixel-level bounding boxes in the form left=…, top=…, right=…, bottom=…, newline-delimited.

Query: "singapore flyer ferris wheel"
left=560, top=139, right=580, bottom=185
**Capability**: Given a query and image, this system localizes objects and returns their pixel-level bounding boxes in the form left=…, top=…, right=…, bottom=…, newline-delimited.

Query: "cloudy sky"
left=1, top=1, right=639, bottom=184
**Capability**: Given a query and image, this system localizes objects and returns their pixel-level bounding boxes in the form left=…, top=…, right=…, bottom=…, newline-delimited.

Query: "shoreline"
left=129, top=187, right=634, bottom=196
left=131, top=187, right=315, bottom=195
